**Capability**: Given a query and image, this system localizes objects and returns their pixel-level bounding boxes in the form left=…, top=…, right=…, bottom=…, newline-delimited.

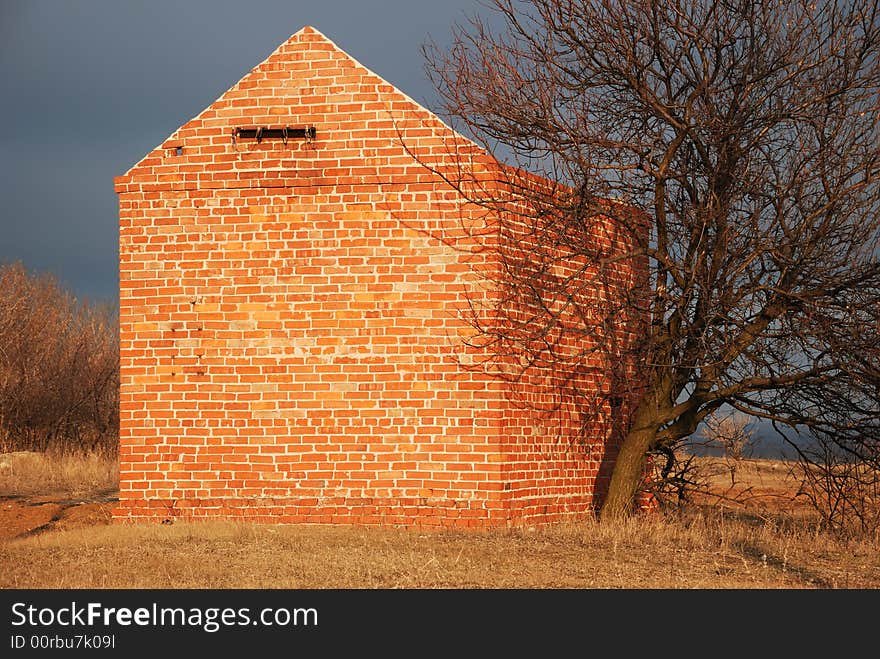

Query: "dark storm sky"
left=0, top=0, right=480, bottom=304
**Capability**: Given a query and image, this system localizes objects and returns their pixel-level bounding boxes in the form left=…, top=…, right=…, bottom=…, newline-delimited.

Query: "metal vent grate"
left=232, top=126, right=316, bottom=144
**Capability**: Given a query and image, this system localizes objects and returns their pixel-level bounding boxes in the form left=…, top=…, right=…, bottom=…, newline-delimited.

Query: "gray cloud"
left=0, top=0, right=478, bottom=303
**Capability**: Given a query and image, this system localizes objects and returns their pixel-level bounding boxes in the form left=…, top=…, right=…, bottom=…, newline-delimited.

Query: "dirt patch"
left=0, top=499, right=113, bottom=540
left=0, top=501, right=62, bottom=540
left=53, top=502, right=113, bottom=531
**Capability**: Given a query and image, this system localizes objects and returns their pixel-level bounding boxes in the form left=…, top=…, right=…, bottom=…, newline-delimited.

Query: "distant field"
left=1, top=451, right=878, bottom=589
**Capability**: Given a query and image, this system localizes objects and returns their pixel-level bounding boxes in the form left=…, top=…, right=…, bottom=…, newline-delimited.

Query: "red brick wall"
left=480, top=185, right=648, bottom=523
left=114, top=26, right=641, bottom=528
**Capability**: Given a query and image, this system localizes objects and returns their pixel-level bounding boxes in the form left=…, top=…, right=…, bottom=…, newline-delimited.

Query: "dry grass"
left=685, top=455, right=811, bottom=511
left=0, top=450, right=118, bottom=499
left=1, top=508, right=878, bottom=589
left=1, top=451, right=878, bottom=589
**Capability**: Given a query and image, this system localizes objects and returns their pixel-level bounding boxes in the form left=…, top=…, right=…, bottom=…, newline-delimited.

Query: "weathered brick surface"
left=114, top=26, right=639, bottom=528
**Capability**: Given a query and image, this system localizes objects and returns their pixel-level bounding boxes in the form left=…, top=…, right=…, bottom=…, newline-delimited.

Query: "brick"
left=114, top=25, right=642, bottom=529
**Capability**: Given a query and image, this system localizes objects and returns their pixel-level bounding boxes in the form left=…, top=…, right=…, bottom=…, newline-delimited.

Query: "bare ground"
left=0, top=499, right=114, bottom=541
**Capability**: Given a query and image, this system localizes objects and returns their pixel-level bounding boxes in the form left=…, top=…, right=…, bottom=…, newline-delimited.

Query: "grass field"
left=1, top=451, right=878, bottom=589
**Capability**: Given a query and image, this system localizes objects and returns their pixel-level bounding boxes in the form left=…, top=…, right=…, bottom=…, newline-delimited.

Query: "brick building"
left=114, top=26, right=640, bottom=528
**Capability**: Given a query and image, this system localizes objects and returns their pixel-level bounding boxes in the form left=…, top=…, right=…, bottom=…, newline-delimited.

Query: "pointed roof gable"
left=114, top=26, right=492, bottom=193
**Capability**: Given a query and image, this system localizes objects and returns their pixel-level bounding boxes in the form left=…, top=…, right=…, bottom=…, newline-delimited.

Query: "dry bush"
left=643, top=446, right=707, bottom=508
left=792, top=440, right=880, bottom=538
left=0, top=262, right=118, bottom=454
left=644, top=412, right=756, bottom=508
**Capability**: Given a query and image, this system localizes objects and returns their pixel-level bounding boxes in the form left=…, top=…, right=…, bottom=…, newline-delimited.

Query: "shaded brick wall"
left=114, top=26, right=640, bottom=528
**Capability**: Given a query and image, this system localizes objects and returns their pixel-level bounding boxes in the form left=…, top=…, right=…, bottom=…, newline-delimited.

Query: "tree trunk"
left=599, top=414, right=660, bottom=522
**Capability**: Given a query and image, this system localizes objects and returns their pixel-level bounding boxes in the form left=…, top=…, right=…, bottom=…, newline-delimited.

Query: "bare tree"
left=700, top=411, right=753, bottom=487
left=0, top=262, right=119, bottom=454
left=423, top=0, right=880, bottom=519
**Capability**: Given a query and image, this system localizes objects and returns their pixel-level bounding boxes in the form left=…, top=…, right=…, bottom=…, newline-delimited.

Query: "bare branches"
left=425, top=0, right=880, bottom=518
left=0, top=262, right=119, bottom=454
